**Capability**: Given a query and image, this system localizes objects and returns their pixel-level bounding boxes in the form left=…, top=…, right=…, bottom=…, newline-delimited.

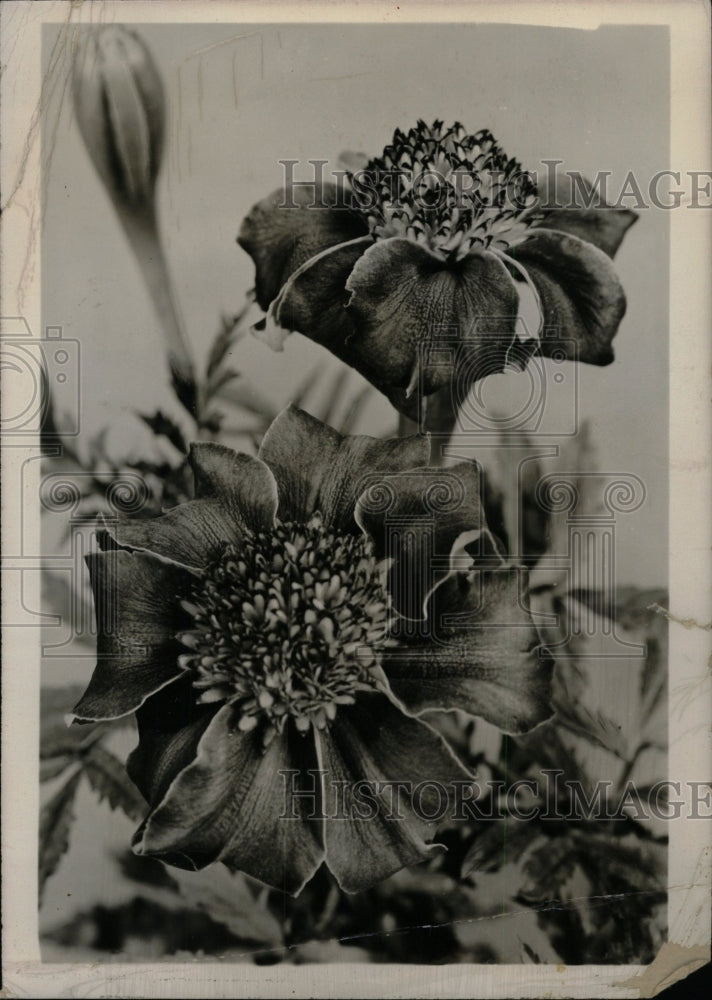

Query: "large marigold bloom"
left=73, top=407, right=553, bottom=894
left=238, top=121, right=636, bottom=416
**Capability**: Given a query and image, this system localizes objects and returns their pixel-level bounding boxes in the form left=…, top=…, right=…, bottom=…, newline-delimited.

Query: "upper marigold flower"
left=238, top=121, right=637, bottom=416
left=72, top=407, right=553, bottom=894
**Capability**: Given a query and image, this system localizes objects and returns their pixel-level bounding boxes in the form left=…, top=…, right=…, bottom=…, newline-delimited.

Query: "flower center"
left=177, top=514, right=388, bottom=742
left=350, top=120, right=541, bottom=261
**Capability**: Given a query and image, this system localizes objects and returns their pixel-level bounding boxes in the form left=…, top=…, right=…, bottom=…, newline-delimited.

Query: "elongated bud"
left=72, top=26, right=199, bottom=419
left=72, top=26, right=165, bottom=212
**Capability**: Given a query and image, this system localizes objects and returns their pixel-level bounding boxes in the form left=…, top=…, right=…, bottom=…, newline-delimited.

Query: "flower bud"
left=72, top=26, right=165, bottom=212
left=72, top=27, right=199, bottom=419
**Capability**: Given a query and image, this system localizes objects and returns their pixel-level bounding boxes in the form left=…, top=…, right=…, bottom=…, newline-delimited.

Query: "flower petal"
left=271, top=236, right=371, bottom=346
left=355, top=462, right=484, bottom=619
left=189, top=444, right=278, bottom=532
left=258, top=405, right=430, bottom=531
left=316, top=693, right=472, bottom=893
left=509, top=229, right=627, bottom=366
left=101, top=501, right=243, bottom=570
left=344, top=237, right=520, bottom=395
left=105, top=448, right=278, bottom=570
left=72, top=551, right=194, bottom=721
left=127, top=675, right=217, bottom=805
left=238, top=183, right=369, bottom=310
left=384, top=568, right=554, bottom=734
left=538, top=172, right=637, bottom=258
left=134, top=707, right=325, bottom=895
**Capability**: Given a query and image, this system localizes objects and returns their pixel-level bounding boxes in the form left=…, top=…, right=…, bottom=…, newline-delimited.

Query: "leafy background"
left=39, top=20, right=669, bottom=964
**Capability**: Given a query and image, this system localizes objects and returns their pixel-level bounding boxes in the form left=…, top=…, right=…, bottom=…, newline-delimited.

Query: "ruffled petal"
left=134, top=707, right=325, bottom=895
left=509, top=229, right=627, bottom=366
left=384, top=567, right=554, bottom=734
left=72, top=552, right=195, bottom=721
left=355, top=462, right=484, bottom=619
left=104, top=448, right=277, bottom=570
left=189, top=444, right=278, bottom=532
left=344, top=237, right=520, bottom=395
left=316, top=692, right=472, bottom=893
left=258, top=405, right=430, bottom=531
left=101, top=501, right=243, bottom=571
left=238, top=183, right=369, bottom=310
left=270, top=236, right=371, bottom=348
left=538, top=172, right=637, bottom=258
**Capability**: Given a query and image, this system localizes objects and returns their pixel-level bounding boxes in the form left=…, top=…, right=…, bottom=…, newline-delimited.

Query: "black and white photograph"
left=1, top=2, right=710, bottom=997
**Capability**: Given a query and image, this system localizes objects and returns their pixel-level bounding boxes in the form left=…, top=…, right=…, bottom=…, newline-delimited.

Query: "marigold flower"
left=73, top=407, right=553, bottom=893
left=238, top=121, right=636, bottom=416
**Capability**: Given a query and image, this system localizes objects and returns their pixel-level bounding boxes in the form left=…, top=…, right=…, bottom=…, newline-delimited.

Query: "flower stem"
left=397, top=387, right=460, bottom=465
left=119, top=205, right=201, bottom=423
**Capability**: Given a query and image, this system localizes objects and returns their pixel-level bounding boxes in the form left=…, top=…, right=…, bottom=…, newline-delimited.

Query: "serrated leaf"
left=41, top=754, right=77, bottom=782
left=216, top=379, right=278, bottom=421
left=83, top=744, right=146, bottom=822
left=137, top=410, right=188, bottom=454
left=205, top=315, right=243, bottom=380
left=39, top=771, right=82, bottom=898
left=554, top=700, right=629, bottom=760
left=205, top=366, right=239, bottom=397
left=169, top=866, right=283, bottom=945
left=170, top=364, right=199, bottom=419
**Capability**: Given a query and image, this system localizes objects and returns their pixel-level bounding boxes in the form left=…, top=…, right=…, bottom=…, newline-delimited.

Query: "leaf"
left=39, top=771, right=82, bottom=898
left=170, top=364, right=199, bottom=420
left=216, top=379, right=278, bottom=421
left=554, top=700, right=629, bottom=760
left=517, top=836, right=577, bottom=904
left=168, top=866, right=283, bottom=946
left=205, top=366, right=240, bottom=397
left=137, top=410, right=188, bottom=454
left=205, top=314, right=243, bottom=380
left=82, top=744, right=146, bottom=822
left=41, top=755, right=77, bottom=783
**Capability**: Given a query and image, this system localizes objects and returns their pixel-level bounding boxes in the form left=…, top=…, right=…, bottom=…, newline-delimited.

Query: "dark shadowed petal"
left=127, top=675, right=217, bottom=804
left=316, top=692, right=472, bottom=893
left=72, top=552, right=195, bottom=721
left=269, top=236, right=372, bottom=348
left=538, top=172, right=638, bottom=258
left=384, top=567, right=554, bottom=734
left=238, top=183, right=369, bottom=310
left=345, top=237, right=520, bottom=396
left=508, top=229, right=627, bottom=366
left=189, top=445, right=278, bottom=532
left=258, top=405, right=430, bottom=531
left=355, top=462, right=484, bottom=619
left=134, top=707, right=325, bottom=895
